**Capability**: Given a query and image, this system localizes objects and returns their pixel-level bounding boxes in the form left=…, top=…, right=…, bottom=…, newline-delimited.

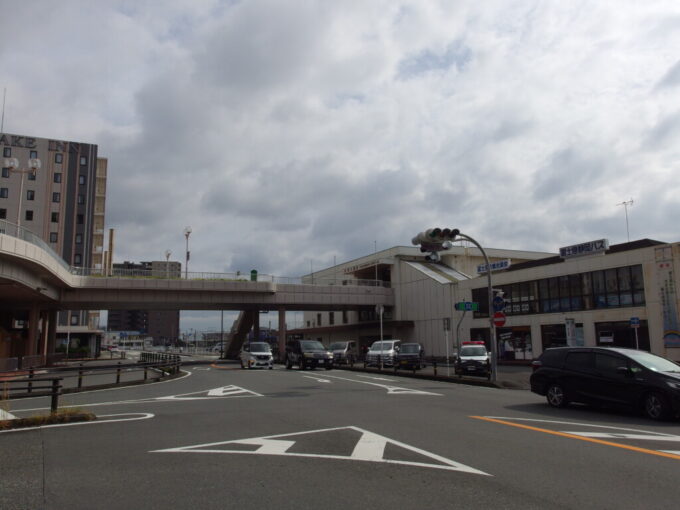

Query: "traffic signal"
left=411, top=228, right=460, bottom=246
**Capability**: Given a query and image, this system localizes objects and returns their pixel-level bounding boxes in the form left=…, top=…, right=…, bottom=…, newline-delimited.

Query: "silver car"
left=240, top=342, right=274, bottom=369
left=365, top=339, right=402, bottom=367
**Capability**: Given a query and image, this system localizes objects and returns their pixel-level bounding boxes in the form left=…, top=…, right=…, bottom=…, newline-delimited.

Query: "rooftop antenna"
left=1, top=87, right=6, bottom=132
left=616, top=198, right=634, bottom=242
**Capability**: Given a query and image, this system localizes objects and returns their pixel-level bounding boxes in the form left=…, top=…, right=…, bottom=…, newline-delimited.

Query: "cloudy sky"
left=2, top=1, right=679, bottom=331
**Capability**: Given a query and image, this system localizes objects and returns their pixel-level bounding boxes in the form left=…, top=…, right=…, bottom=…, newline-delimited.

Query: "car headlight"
left=328, top=353, right=334, bottom=359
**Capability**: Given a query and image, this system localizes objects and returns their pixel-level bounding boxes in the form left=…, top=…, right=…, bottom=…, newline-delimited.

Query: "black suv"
left=285, top=340, right=334, bottom=370
left=394, top=343, right=426, bottom=371
left=530, top=347, right=680, bottom=420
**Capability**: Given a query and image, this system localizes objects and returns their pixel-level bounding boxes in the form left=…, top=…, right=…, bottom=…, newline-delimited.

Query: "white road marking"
left=152, top=425, right=489, bottom=475
left=0, top=413, right=154, bottom=434
left=194, top=367, right=211, bottom=371
left=302, top=376, right=331, bottom=383
left=356, top=375, right=397, bottom=382
left=318, top=373, right=442, bottom=396
left=0, top=409, right=17, bottom=420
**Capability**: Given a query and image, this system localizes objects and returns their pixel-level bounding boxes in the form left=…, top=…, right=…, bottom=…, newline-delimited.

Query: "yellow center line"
left=470, top=416, right=680, bottom=461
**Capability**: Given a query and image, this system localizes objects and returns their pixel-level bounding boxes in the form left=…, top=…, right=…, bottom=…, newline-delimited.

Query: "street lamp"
left=164, top=249, right=171, bottom=278
left=183, top=226, right=192, bottom=279
left=4, top=157, right=41, bottom=231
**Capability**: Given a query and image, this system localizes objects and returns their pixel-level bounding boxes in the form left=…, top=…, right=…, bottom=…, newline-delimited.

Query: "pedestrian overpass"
left=0, top=227, right=393, bottom=361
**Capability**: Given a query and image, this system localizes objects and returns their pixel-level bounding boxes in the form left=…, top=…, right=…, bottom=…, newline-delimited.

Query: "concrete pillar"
left=38, top=310, right=49, bottom=356
left=27, top=305, right=40, bottom=356
left=47, top=309, right=58, bottom=355
left=253, top=308, right=260, bottom=342
left=278, top=308, right=287, bottom=361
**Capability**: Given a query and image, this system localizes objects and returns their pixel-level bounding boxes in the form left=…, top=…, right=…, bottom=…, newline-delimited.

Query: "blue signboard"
left=493, top=296, right=506, bottom=312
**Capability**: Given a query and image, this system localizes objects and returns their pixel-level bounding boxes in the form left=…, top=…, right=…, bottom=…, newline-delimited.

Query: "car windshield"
left=624, top=350, right=680, bottom=372
left=300, top=340, right=326, bottom=351
left=248, top=342, right=271, bottom=353
left=460, top=346, right=487, bottom=356
left=370, top=341, right=393, bottom=351
left=330, top=342, right=348, bottom=350
left=401, top=344, right=420, bottom=353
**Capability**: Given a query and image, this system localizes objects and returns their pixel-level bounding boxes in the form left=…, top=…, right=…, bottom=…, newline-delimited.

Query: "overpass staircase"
left=224, top=310, right=256, bottom=359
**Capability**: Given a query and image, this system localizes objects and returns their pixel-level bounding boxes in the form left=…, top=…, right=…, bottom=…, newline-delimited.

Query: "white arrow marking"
left=157, top=385, right=263, bottom=400
left=302, top=376, right=331, bottom=383
left=320, top=374, right=442, bottom=395
left=152, top=425, right=488, bottom=475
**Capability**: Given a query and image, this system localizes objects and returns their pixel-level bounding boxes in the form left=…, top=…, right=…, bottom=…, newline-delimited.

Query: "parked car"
left=365, top=340, right=402, bottom=367
left=240, top=342, right=274, bottom=369
left=454, top=341, right=491, bottom=379
left=394, top=343, right=426, bottom=371
left=530, top=347, right=680, bottom=420
left=285, top=339, right=334, bottom=370
left=329, top=340, right=359, bottom=364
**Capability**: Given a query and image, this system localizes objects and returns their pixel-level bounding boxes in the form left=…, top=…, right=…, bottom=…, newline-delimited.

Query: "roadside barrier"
left=1, top=377, right=63, bottom=412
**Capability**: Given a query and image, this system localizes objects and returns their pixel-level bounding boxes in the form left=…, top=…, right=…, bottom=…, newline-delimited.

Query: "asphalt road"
left=2, top=364, right=680, bottom=509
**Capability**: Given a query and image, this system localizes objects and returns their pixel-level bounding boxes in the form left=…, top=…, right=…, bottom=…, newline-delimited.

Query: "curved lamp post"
left=4, top=157, right=41, bottom=231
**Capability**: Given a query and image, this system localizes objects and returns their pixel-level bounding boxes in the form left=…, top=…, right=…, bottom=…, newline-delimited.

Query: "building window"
left=329, top=312, right=335, bottom=325
left=55, top=153, right=63, bottom=164
left=317, top=313, right=322, bottom=326
left=54, top=173, right=61, bottom=183
left=25, top=210, right=33, bottom=221
left=74, top=254, right=82, bottom=265
left=3, top=147, right=10, bottom=157
left=77, top=214, right=84, bottom=224
left=29, top=150, right=38, bottom=159
left=75, top=234, right=82, bottom=244
left=342, top=311, right=348, bottom=324
left=70, top=313, right=79, bottom=326
left=26, top=190, right=35, bottom=201
left=49, top=232, right=58, bottom=243
left=0, top=188, right=8, bottom=198
left=79, top=175, right=86, bottom=185
left=0, top=208, right=6, bottom=219
left=52, top=192, right=60, bottom=203
left=80, top=156, right=87, bottom=166
left=1, top=167, right=8, bottom=178
left=77, top=194, right=85, bottom=204
left=51, top=212, right=59, bottom=223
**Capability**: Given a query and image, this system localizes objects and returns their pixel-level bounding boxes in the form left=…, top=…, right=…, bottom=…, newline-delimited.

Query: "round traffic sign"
left=493, top=295, right=506, bottom=312
left=493, top=311, right=506, bottom=327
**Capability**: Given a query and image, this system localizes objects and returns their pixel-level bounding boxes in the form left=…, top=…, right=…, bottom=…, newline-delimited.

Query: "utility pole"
left=617, top=198, right=634, bottom=242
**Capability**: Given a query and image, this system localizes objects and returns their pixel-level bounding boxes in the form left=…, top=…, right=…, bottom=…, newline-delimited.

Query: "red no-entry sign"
left=493, top=311, right=506, bottom=327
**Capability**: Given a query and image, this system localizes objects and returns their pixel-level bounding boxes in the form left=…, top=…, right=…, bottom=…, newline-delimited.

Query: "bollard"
left=78, top=363, right=84, bottom=389
left=116, top=362, right=121, bottom=384
left=28, top=367, right=34, bottom=394
left=50, top=378, right=60, bottom=413
left=433, top=360, right=437, bottom=376
left=144, top=366, right=148, bottom=381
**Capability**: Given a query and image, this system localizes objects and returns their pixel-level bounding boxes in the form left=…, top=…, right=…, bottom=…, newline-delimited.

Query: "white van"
left=365, top=340, right=402, bottom=367
left=329, top=340, right=359, bottom=364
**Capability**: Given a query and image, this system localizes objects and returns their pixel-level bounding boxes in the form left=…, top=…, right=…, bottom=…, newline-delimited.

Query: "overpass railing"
left=0, top=219, right=71, bottom=271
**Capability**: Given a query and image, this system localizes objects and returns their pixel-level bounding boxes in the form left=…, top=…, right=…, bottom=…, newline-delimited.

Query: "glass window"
left=605, top=269, right=618, bottom=293
left=564, top=351, right=594, bottom=371
left=25, top=210, right=33, bottom=221
left=26, top=190, right=35, bottom=200
left=51, top=212, right=59, bottom=223
left=0, top=208, right=5, bottom=219
left=70, top=313, right=79, bottom=325
left=1, top=167, right=8, bottom=178
left=77, top=214, right=83, bottom=224
left=342, top=311, right=348, bottom=324
left=49, top=232, right=58, bottom=243
left=77, top=194, right=85, bottom=204
left=595, top=353, right=628, bottom=375
left=79, top=175, right=86, bottom=185
left=0, top=188, right=8, bottom=198
left=3, top=147, right=10, bottom=157
left=75, top=234, right=82, bottom=244
left=52, top=192, right=60, bottom=203
left=617, top=267, right=632, bottom=291
left=631, top=265, right=644, bottom=290
left=30, top=150, right=38, bottom=159
left=329, top=312, right=334, bottom=325
left=74, top=254, right=82, bottom=265
left=55, top=153, right=63, bottom=164
left=592, top=271, right=605, bottom=293
left=317, top=313, right=322, bottom=326
left=54, top=173, right=62, bottom=183
left=80, top=156, right=87, bottom=166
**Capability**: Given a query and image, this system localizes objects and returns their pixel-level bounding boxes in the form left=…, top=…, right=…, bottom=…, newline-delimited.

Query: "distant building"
left=108, top=260, right=181, bottom=345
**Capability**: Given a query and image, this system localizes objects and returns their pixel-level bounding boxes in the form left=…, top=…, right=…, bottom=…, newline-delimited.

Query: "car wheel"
left=299, top=359, right=306, bottom=370
left=643, top=392, right=670, bottom=420
left=546, top=383, right=568, bottom=408
left=268, top=365, right=273, bottom=370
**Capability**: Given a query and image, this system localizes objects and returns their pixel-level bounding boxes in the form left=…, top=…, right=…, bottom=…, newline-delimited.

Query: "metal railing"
left=0, top=219, right=71, bottom=271
left=1, top=220, right=390, bottom=288
left=1, top=377, right=63, bottom=412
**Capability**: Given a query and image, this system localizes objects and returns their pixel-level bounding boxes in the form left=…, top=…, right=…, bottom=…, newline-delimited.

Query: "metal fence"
left=0, top=219, right=71, bottom=271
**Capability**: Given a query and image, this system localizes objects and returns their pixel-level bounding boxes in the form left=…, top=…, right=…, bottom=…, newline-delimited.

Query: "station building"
left=297, top=238, right=680, bottom=363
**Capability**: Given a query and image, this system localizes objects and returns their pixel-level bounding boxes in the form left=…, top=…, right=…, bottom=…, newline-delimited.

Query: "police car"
left=454, top=341, right=491, bottom=379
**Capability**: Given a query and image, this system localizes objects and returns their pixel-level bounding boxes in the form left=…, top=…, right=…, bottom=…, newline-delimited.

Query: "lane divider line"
left=470, top=416, right=680, bottom=461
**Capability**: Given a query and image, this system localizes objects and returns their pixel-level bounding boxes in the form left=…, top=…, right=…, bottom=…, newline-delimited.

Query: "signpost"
left=455, top=302, right=478, bottom=312
left=630, top=317, right=640, bottom=349
left=493, top=312, right=506, bottom=328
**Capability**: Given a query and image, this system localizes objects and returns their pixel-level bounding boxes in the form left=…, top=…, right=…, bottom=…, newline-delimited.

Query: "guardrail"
left=0, top=219, right=71, bottom=271
left=1, top=377, right=63, bottom=412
